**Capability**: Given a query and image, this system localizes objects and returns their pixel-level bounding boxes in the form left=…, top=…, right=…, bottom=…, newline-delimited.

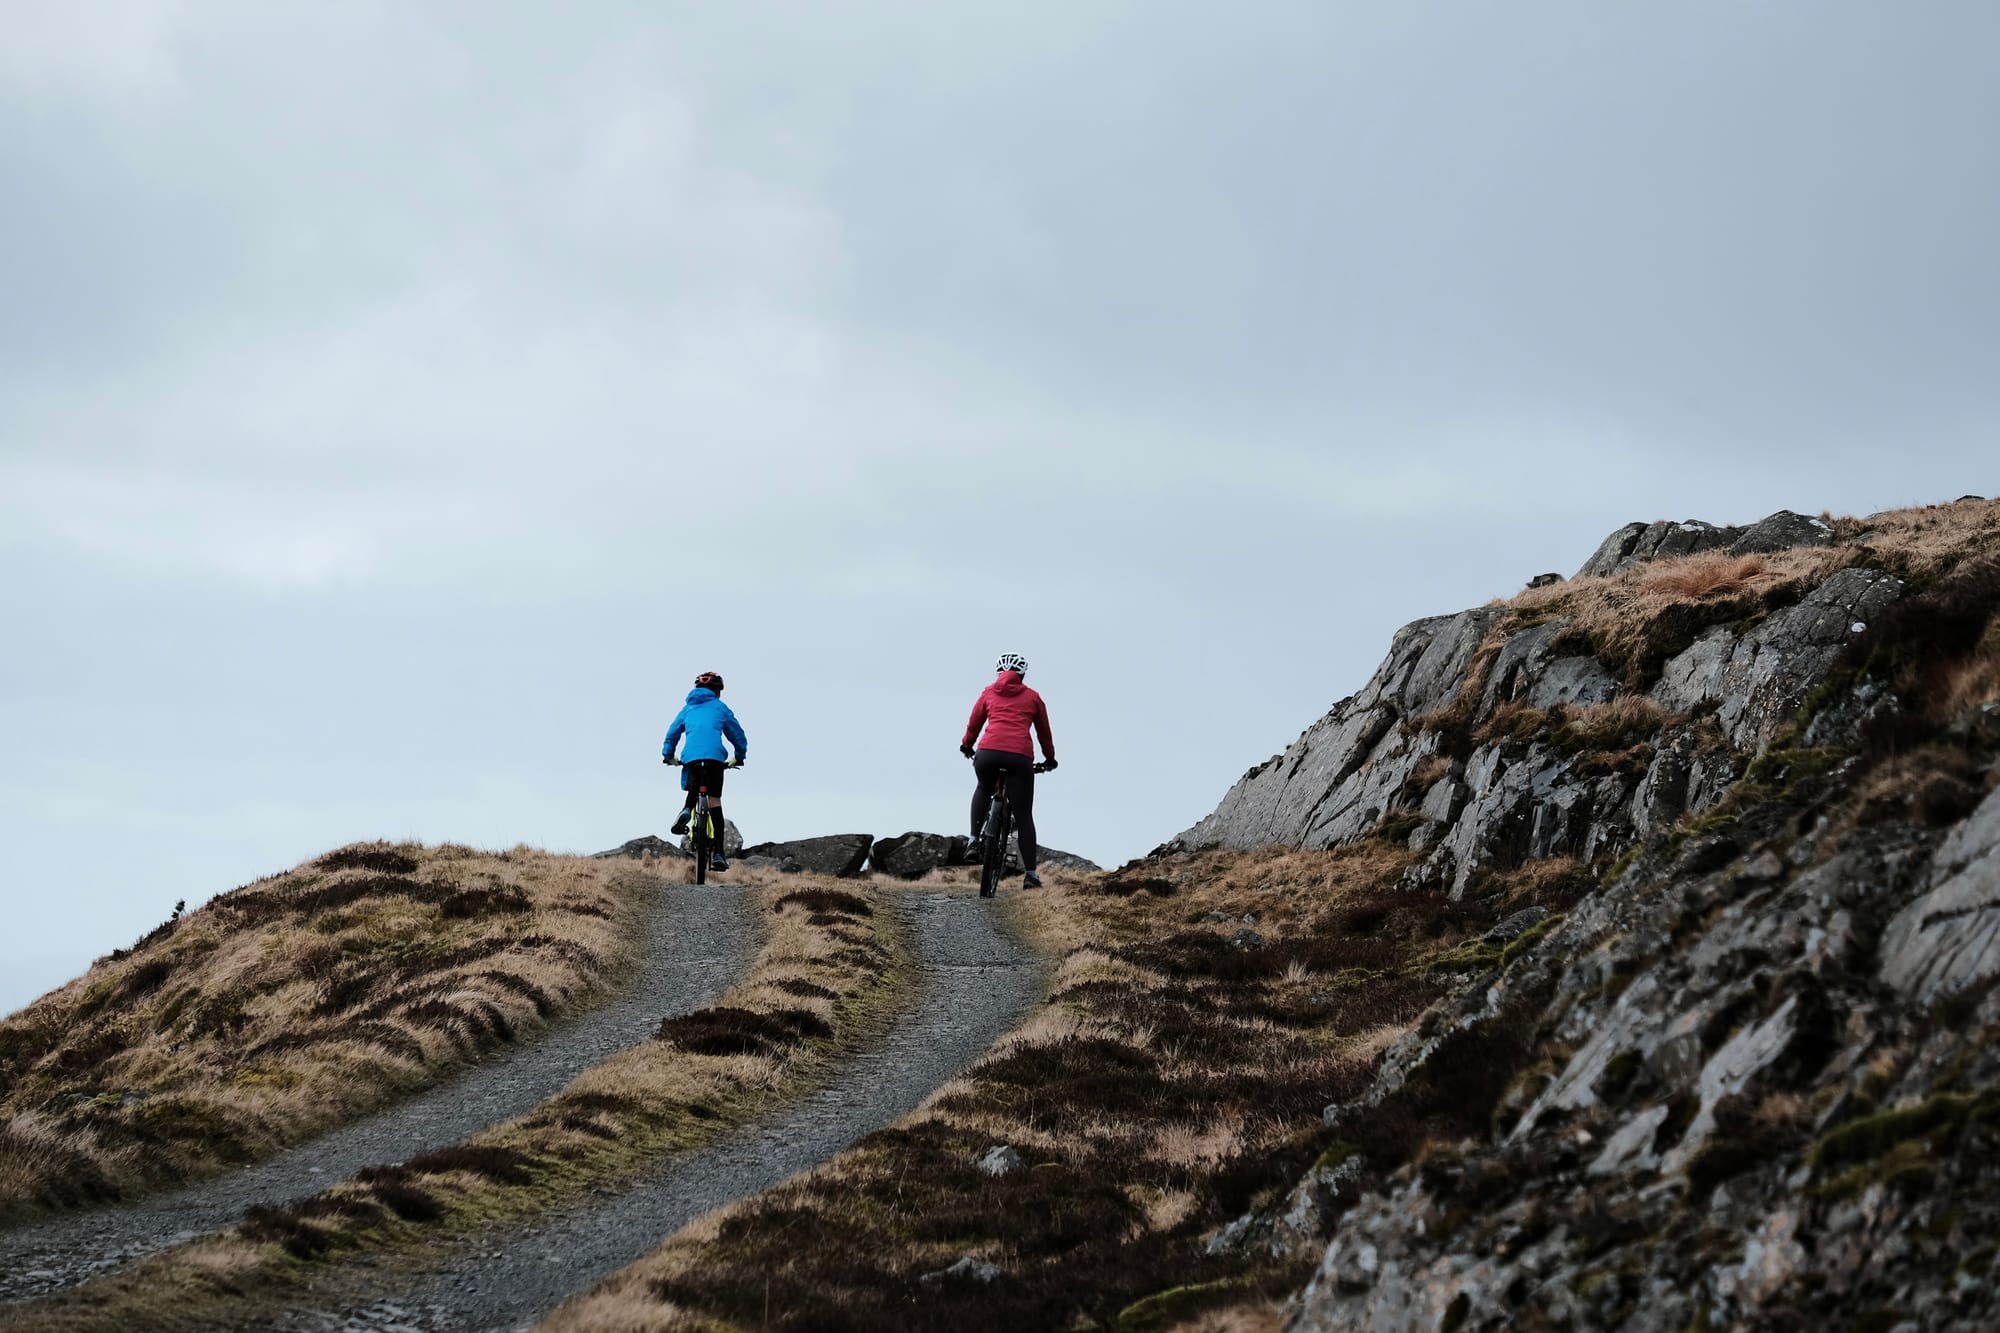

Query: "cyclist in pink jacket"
left=960, top=653, right=1058, bottom=887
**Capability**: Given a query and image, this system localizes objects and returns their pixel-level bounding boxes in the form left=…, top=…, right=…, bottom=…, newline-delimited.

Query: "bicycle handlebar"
left=964, top=754, right=1058, bottom=775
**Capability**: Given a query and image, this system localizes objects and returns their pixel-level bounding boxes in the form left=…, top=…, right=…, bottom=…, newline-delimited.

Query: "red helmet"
left=694, top=671, right=724, bottom=693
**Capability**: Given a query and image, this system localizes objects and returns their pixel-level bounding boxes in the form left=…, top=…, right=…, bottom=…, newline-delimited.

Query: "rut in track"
left=0, top=881, right=757, bottom=1305
left=295, top=889, right=1044, bottom=1333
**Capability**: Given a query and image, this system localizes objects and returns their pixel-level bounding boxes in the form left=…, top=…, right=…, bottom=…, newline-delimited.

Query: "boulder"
left=679, top=817, right=744, bottom=857
left=870, top=832, right=969, bottom=879
left=1730, top=509, right=1836, bottom=556
left=975, top=1144, right=1028, bottom=1178
left=1575, top=518, right=1741, bottom=579
left=590, top=835, right=690, bottom=862
left=738, top=834, right=873, bottom=878
left=1000, top=838, right=1101, bottom=874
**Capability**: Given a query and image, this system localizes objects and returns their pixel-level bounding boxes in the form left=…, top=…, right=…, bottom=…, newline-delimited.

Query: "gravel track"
left=293, top=890, right=1044, bottom=1333
left=0, top=881, right=757, bottom=1306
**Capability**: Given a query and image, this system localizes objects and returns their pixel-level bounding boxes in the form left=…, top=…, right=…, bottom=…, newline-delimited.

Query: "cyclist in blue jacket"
left=663, top=671, right=749, bottom=871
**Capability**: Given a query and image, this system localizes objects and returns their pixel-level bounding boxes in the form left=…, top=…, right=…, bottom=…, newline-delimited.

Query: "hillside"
left=0, top=844, right=643, bottom=1219
left=538, top=497, right=2000, bottom=1332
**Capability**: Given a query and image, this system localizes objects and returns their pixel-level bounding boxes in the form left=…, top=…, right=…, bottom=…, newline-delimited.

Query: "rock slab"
left=871, top=832, right=969, bottom=879
left=739, top=834, right=874, bottom=878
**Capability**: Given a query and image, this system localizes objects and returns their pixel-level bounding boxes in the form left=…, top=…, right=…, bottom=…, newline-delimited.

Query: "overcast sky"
left=4, top=1, right=1996, bottom=1016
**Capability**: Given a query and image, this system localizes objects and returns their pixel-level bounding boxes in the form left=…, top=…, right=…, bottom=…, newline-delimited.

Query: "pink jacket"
left=963, top=672, right=1055, bottom=760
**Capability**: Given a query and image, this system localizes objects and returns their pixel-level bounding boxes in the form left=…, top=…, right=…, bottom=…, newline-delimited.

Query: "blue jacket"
left=663, top=688, right=748, bottom=767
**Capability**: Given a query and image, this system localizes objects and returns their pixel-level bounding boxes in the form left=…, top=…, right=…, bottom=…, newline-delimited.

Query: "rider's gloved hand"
left=730, top=756, right=745, bottom=769
left=664, top=755, right=682, bottom=766
left=960, top=744, right=976, bottom=759
left=1040, top=758, right=1059, bottom=772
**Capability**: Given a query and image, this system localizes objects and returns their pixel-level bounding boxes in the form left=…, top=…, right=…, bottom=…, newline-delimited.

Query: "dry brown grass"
left=1641, top=552, right=1772, bottom=600
left=1507, top=543, right=1855, bottom=683
left=0, top=842, right=638, bottom=1219
left=1838, top=497, right=2000, bottom=577
left=1510, top=499, right=2000, bottom=682
left=1942, top=617, right=2000, bottom=718
left=543, top=844, right=1540, bottom=1333
left=10, top=872, right=907, bottom=1333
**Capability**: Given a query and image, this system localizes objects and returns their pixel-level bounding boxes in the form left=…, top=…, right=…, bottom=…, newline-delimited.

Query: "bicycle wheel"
left=978, top=807, right=1008, bottom=899
left=692, top=803, right=709, bottom=886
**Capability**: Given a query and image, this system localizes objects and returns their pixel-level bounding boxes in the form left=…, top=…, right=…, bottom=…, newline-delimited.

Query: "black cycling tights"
left=971, top=748, right=1037, bottom=872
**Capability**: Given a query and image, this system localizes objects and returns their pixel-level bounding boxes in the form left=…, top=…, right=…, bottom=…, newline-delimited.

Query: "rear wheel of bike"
left=978, top=810, right=1007, bottom=899
left=692, top=807, right=709, bottom=885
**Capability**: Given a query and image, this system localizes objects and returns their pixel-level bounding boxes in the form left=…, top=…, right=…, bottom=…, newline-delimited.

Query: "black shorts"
left=682, top=759, right=727, bottom=798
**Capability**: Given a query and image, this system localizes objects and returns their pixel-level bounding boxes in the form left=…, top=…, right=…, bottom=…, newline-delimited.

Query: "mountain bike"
left=667, top=757, right=742, bottom=885
left=970, top=757, right=1054, bottom=899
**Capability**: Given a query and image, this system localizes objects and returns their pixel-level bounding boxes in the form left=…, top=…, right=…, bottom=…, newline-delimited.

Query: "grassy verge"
left=6, top=872, right=910, bottom=1333
left=544, top=847, right=1586, bottom=1333
left=0, top=842, right=643, bottom=1220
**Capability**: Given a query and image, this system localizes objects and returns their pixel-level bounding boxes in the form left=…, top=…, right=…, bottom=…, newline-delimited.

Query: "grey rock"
left=1735, top=850, right=1785, bottom=884
left=1229, top=929, right=1267, bottom=950
left=920, top=1255, right=1002, bottom=1285
left=1879, top=783, right=2000, bottom=1001
left=1651, top=566, right=1906, bottom=752
left=678, top=817, right=744, bottom=857
left=975, top=1144, right=1028, bottom=1177
left=1027, top=844, right=1102, bottom=873
left=737, top=834, right=874, bottom=878
left=590, top=835, right=691, bottom=862
left=1482, top=906, right=1551, bottom=945
left=1576, top=521, right=1652, bottom=578
left=1576, top=518, right=1742, bottom=579
left=1729, top=509, right=1836, bottom=556
left=870, top=831, right=969, bottom=879
left=1528, top=572, right=1563, bottom=589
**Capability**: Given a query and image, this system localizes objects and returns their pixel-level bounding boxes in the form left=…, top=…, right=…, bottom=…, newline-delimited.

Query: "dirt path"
left=289, top=889, right=1044, bottom=1333
left=0, top=881, right=758, bottom=1306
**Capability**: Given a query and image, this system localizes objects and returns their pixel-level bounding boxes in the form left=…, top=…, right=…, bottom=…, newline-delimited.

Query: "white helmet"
left=995, top=653, right=1029, bottom=675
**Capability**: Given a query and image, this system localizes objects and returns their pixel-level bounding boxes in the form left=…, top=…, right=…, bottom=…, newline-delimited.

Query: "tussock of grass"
left=11, top=870, right=907, bottom=1332
left=547, top=845, right=1556, bottom=1332
left=0, top=842, right=637, bottom=1219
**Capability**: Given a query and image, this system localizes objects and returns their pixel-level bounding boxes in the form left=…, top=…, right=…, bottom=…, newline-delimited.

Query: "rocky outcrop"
left=1164, top=499, right=2000, bottom=1331
left=1166, top=511, right=1910, bottom=897
left=739, top=834, right=874, bottom=878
